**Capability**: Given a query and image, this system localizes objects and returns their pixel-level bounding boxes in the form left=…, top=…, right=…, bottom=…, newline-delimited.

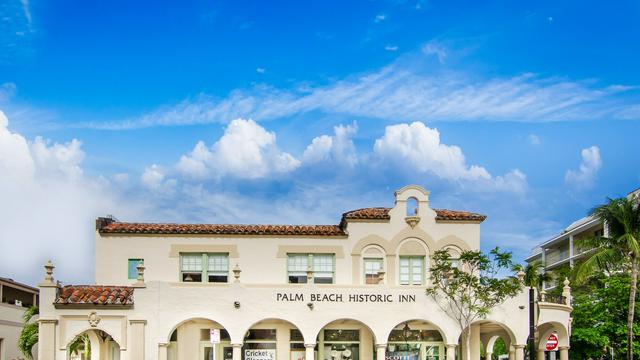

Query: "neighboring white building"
left=526, top=187, right=640, bottom=289
left=36, top=185, right=572, bottom=360
left=1, top=277, right=39, bottom=360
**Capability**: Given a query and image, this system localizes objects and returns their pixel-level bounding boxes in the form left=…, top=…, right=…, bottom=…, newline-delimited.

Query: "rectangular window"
left=128, top=259, right=143, bottom=280
left=287, top=253, right=334, bottom=284
left=364, top=258, right=383, bottom=284
left=399, top=256, right=424, bottom=285
left=180, top=253, right=228, bottom=283
left=207, top=253, right=229, bottom=283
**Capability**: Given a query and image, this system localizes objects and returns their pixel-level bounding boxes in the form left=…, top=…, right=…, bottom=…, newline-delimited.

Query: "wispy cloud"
left=385, top=45, right=399, bottom=52
left=82, top=60, right=640, bottom=130
left=374, top=14, right=387, bottom=23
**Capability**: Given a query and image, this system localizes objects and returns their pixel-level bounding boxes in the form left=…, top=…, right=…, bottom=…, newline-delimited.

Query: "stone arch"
left=482, top=333, right=512, bottom=358
left=382, top=319, right=449, bottom=345
left=313, top=318, right=378, bottom=345
left=351, top=235, right=393, bottom=256
left=537, top=321, right=569, bottom=349
left=63, top=326, right=124, bottom=351
left=389, top=228, right=436, bottom=254
left=164, top=317, right=230, bottom=343
left=436, top=236, right=472, bottom=252
left=464, top=320, right=518, bottom=347
left=239, top=317, right=306, bottom=344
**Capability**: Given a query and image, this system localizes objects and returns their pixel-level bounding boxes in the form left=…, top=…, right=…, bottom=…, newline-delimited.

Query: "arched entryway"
left=385, top=320, right=447, bottom=360
left=465, top=321, right=517, bottom=360
left=316, top=319, right=377, bottom=360
left=536, top=322, right=569, bottom=360
left=240, top=318, right=305, bottom=360
left=166, top=318, right=230, bottom=360
left=65, top=329, right=120, bottom=360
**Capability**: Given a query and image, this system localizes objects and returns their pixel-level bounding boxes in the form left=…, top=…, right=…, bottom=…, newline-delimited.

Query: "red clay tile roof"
left=341, top=207, right=486, bottom=222
left=97, top=207, right=485, bottom=235
left=99, top=222, right=346, bottom=236
left=55, top=285, right=134, bottom=307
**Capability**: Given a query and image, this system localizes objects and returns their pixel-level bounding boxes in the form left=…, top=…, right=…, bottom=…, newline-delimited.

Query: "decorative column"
left=376, top=344, right=386, bottom=360
left=38, top=319, right=58, bottom=360
left=536, top=349, right=545, bottom=360
left=446, top=345, right=457, bottom=360
left=508, top=348, right=515, bottom=360
left=562, top=278, right=572, bottom=305
left=559, top=346, right=569, bottom=360
left=232, top=343, right=243, bottom=360
left=158, top=343, right=169, bottom=360
left=514, top=345, right=525, bottom=360
left=470, top=325, right=481, bottom=360
left=305, top=344, right=316, bottom=360
left=38, top=260, right=59, bottom=360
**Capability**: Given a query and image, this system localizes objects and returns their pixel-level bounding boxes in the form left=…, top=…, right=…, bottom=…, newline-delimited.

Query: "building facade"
left=1, top=277, right=39, bottom=360
left=37, top=185, right=572, bottom=360
left=526, top=187, right=640, bottom=289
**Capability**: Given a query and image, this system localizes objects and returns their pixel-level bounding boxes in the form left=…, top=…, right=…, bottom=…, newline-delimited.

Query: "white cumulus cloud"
left=302, top=122, right=358, bottom=167
left=177, top=118, right=300, bottom=179
left=373, top=121, right=527, bottom=192
left=565, top=146, right=602, bottom=189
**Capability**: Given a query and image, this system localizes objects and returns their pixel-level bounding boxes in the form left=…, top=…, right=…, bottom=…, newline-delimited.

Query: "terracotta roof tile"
left=99, top=222, right=346, bottom=236
left=55, top=285, right=134, bottom=306
left=97, top=206, right=485, bottom=235
left=341, top=207, right=486, bottom=222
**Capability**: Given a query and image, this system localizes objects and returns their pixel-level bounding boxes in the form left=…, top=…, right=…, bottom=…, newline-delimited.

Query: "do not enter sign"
left=546, top=333, right=558, bottom=351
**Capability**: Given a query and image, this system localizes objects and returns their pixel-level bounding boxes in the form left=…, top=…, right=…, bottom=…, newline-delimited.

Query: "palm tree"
left=519, top=260, right=552, bottom=290
left=68, top=333, right=91, bottom=360
left=575, top=197, right=640, bottom=360
left=18, top=306, right=39, bottom=359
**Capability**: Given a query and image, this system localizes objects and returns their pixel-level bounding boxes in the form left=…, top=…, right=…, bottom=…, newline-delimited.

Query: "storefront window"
left=243, top=329, right=277, bottom=360
left=387, top=330, right=443, bottom=360
left=321, top=330, right=360, bottom=360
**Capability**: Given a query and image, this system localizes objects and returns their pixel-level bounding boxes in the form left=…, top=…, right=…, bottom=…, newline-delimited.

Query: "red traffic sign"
left=546, top=333, right=558, bottom=351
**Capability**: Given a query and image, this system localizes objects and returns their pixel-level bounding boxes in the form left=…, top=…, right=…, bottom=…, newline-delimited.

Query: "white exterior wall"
left=39, top=185, right=571, bottom=360
left=1, top=303, right=36, bottom=360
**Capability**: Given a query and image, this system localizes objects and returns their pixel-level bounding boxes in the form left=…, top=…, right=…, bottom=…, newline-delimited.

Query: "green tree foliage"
left=575, top=197, right=640, bottom=360
left=18, top=306, right=39, bottom=359
left=570, top=274, right=640, bottom=359
left=426, top=247, right=522, bottom=360
left=68, top=333, right=91, bottom=360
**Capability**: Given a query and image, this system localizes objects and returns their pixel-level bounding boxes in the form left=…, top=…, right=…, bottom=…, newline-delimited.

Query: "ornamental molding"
left=88, top=311, right=101, bottom=327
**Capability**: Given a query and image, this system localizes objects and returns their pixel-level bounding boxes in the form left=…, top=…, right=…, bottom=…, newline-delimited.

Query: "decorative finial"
left=233, top=263, right=242, bottom=283
left=132, top=261, right=146, bottom=288
left=44, top=260, right=55, bottom=283
left=562, top=277, right=571, bottom=305
left=539, top=288, right=547, bottom=302
left=517, top=270, right=526, bottom=284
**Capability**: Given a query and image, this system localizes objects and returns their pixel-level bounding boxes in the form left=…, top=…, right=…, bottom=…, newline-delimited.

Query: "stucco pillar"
left=232, top=343, right=243, bottom=360
left=129, top=320, right=146, bottom=360
left=158, top=343, right=168, bottom=360
left=376, top=344, right=386, bottom=360
left=305, top=344, right=316, bottom=360
left=558, top=346, right=569, bottom=360
left=470, top=326, right=481, bottom=360
left=537, top=349, right=545, bottom=360
left=87, top=331, right=102, bottom=360
left=446, top=344, right=457, bottom=360
left=514, top=345, right=525, bottom=360
left=508, top=348, right=515, bottom=360
left=38, top=319, right=57, bottom=360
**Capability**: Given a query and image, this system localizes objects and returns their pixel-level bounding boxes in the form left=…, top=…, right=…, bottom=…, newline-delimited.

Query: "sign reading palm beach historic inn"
left=36, top=185, right=572, bottom=360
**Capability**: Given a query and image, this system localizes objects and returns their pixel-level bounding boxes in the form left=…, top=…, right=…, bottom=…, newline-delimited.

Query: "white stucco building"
left=36, top=185, right=572, bottom=360
left=1, top=277, right=39, bottom=360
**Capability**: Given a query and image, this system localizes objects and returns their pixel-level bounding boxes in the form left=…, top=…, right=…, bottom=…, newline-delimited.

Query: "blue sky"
left=1, top=0, right=639, bottom=285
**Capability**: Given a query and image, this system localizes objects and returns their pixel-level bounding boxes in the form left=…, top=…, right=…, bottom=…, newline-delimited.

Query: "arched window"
left=406, top=197, right=419, bottom=216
